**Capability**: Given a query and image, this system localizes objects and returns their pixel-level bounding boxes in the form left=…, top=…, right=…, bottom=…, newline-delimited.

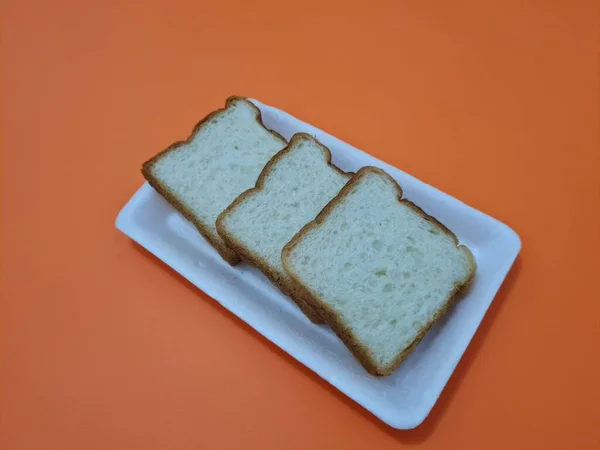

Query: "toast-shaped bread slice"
left=217, top=133, right=352, bottom=323
left=142, top=96, right=287, bottom=264
left=282, top=167, right=476, bottom=375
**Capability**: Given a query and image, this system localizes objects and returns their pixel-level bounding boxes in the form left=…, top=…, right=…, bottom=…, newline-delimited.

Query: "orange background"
left=2, top=0, right=599, bottom=448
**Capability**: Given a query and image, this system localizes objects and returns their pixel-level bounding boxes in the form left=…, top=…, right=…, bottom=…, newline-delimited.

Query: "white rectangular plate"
left=116, top=99, right=520, bottom=429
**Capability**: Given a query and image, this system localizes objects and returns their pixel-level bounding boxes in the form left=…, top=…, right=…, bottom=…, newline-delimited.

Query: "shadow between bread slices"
left=282, top=166, right=477, bottom=376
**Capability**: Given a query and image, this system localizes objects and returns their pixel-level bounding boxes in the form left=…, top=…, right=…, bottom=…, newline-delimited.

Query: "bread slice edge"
left=282, top=166, right=477, bottom=375
left=141, top=96, right=287, bottom=265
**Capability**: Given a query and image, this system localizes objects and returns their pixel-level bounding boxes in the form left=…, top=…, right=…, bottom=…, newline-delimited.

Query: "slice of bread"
left=217, top=134, right=352, bottom=323
left=142, top=96, right=287, bottom=264
left=282, top=167, right=476, bottom=375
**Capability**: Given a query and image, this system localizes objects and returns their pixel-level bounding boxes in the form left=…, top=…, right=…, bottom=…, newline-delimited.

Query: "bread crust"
left=282, top=166, right=477, bottom=376
left=216, top=133, right=352, bottom=324
left=141, top=96, right=287, bottom=265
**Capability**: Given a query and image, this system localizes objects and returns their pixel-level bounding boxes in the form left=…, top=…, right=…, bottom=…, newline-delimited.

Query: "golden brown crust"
left=141, top=96, right=287, bottom=265
left=216, top=133, right=353, bottom=324
left=282, top=166, right=477, bottom=376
